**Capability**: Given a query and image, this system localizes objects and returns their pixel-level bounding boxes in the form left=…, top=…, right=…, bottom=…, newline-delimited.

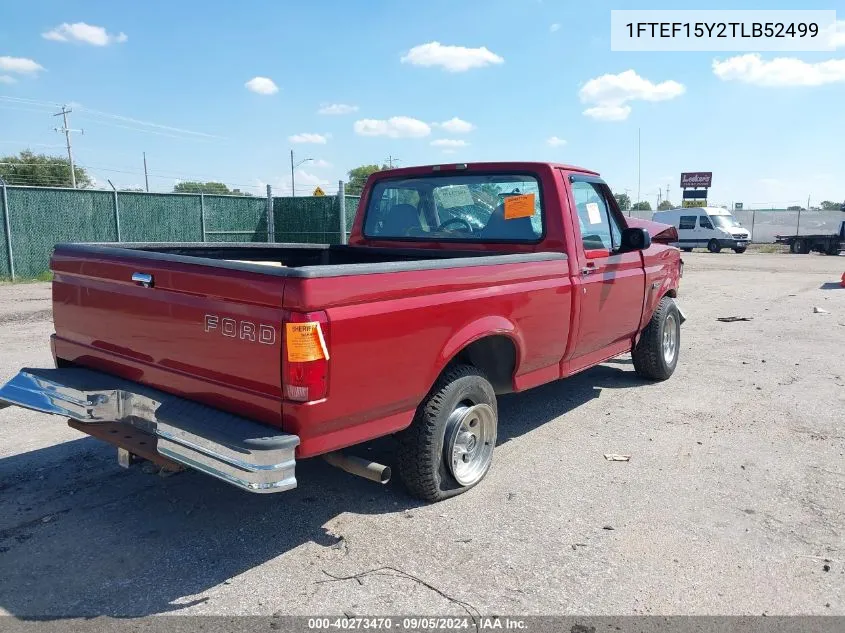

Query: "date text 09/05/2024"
left=625, top=22, right=819, bottom=39
left=307, top=618, right=527, bottom=630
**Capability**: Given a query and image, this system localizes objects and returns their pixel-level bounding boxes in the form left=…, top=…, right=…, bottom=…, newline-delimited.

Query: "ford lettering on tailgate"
left=204, top=315, right=276, bottom=345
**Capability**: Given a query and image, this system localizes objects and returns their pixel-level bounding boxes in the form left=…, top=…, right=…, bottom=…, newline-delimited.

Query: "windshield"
left=363, top=173, right=543, bottom=242
left=710, top=215, right=740, bottom=228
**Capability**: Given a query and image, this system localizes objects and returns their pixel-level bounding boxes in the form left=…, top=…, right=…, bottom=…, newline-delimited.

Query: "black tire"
left=632, top=297, right=680, bottom=381
left=707, top=239, right=721, bottom=253
left=733, top=247, right=747, bottom=254
left=681, top=247, right=693, bottom=252
left=789, top=241, right=800, bottom=254
left=794, top=238, right=810, bottom=254
left=397, top=365, right=497, bottom=502
left=825, top=244, right=840, bottom=256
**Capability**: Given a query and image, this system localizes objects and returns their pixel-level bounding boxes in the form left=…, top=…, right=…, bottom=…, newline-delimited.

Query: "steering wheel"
left=437, top=217, right=473, bottom=233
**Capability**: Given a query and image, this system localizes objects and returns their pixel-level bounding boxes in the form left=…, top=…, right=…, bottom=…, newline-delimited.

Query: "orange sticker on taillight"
left=285, top=322, right=329, bottom=362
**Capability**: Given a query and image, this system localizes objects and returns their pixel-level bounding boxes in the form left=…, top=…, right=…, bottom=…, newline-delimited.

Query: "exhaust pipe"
left=323, top=452, right=391, bottom=484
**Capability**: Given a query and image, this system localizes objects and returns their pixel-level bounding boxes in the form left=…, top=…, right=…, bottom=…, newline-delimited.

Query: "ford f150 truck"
left=0, top=162, right=684, bottom=502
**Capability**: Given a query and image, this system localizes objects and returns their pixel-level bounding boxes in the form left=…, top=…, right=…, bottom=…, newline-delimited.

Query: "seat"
left=380, top=204, right=420, bottom=236
left=481, top=204, right=537, bottom=240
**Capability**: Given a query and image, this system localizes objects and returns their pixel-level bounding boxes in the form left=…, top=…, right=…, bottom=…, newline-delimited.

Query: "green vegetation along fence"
left=0, top=184, right=361, bottom=280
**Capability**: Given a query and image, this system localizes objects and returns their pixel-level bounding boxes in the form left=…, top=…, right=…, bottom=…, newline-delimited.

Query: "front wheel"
left=633, top=297, right=681, bottom=381
left=707, top=239, right=721, bottom=253
left=734, top=247, right=747, bottom=254
left=397, top=365, right=497, bottom=502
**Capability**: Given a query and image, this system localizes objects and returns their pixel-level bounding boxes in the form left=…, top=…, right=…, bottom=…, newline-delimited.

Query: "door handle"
left=581, top=261, right=600, bottom=276
left=131, top=272, right=154, bottom=288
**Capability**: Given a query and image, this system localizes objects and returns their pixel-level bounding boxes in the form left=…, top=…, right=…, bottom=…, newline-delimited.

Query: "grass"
left=748, top=243, right=789, bottom=254
left=0, top=270, right=53, bottom=284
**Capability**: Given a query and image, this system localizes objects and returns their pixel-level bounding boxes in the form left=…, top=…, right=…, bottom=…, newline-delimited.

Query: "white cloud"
left=712, top=54, right=845, bottom=87
left=546, top=136, right=567, bottom=147
left=550, top=23, right=561, bottom=33
left=578, top=69, right=684, bottom=121
left=437, top=117, right=475, bottom=133
left=289, top=133, right=328, bottom=144
left=311, top=159, right=332, bottom=168
left=317, top=103, right=358, bottom=115
left=42, top=22, right=127, bottom=46
left=353, top=116, right=431, bottom=138
left=0, top=56, right=44, bottom=74
left=245, top=77, right=279, bottom=95
left=583, top=104, right=631, bottom=121
left=401, top=41, right=504, bottom=72
left=295, top=170, right=329, bottom=186
left=824, top=20, right=845, bottom=49
left=0, top=75, right=16, bottom=84
left=431, top=139, right=468, bottom=148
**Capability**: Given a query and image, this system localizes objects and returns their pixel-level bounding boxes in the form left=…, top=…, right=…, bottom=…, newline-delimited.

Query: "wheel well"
left=452, top=335, right=517, bottom=395
left=666, top=288, right=677, bottom=298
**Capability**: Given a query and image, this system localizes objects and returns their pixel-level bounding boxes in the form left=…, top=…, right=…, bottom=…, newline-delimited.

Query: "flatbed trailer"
left=776, top=221, right=845, bottom=255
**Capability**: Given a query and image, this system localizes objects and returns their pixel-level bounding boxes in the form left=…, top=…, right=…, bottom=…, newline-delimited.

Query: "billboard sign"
left=682, top=200, right=707, bottom=208
left=680, top=172, right=712, bottom=188
left=682, top=189, right=708, bottom=199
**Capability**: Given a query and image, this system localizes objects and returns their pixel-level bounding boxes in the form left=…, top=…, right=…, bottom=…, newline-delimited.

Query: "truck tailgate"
left=50, top=245, right=285, bottom=426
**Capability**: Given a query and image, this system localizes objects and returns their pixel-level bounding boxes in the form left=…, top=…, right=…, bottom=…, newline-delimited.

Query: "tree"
left=819, top=200, right=842, bottom=210
left=657, top=199, right=674, bottom=210
left=631, top=201, right=652, bottom=211
left=346, top=164, right=386, bottom=195
left=0, top=150, right=90, bottom=188
left=613, top=192, right=631, bottom=211
left=173, top=181, right=232, bottom=195
left=786, top=205, right=803, bottom=211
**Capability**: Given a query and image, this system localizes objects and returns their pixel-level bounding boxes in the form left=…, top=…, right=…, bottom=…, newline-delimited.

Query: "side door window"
left=679, top=215, right=697, bottom=230
left=571, top=181, right=621, bottom=251
left=699, top=215, right=714, bottom=230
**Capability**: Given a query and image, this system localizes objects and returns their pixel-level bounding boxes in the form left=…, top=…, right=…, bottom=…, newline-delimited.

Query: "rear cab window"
left=363, top=173, right=544, bottom=242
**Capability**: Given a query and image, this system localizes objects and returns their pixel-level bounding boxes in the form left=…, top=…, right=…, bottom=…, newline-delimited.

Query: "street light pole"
left=289, top=149, right=314, bottom=197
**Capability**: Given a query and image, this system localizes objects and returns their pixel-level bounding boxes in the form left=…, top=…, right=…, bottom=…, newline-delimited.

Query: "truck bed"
left=49, top=241, right=570, bottom=455
left=59, top=241, right=553, bottom=277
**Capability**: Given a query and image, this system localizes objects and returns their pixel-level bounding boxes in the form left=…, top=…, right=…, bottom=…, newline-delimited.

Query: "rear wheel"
left=707, top=239, right=721, bottom=253
left=733, top=247, right=747, bottom=254
left=794, top=238, right=810, bottom=254
left=633, top=297, right=680, bottom=381
left=397, top=365, right=497, bottom=502
left=681, top=247, right=693, bottom=252
left=825, top=243, right=840, bottom=256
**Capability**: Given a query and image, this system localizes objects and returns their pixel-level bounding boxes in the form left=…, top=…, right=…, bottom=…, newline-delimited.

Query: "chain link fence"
left=2, top=184, right=841, bottom=280
left=0, top=183, right=361, bottom=280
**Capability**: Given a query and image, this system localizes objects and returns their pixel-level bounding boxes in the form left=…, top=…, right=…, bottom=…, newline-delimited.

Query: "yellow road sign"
left=313, top=186, right=325, bottom=197
left=682, top=200, right=706, bottom=208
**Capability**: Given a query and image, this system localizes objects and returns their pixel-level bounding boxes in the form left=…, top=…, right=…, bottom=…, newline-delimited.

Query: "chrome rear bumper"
left=0, top=368, right=299, bottom=494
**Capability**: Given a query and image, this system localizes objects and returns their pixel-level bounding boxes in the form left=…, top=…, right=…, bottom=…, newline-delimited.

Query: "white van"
left=652, top=207, right=751, bottom=253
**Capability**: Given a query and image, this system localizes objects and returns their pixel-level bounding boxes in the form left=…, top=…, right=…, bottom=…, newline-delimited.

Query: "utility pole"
left=666, top=183, right=670, bottom=206
left=385, top=155, right=400, bottom=168
left=143, top=152, right=149, bottom=192
left=636, top=128, right=641, bottom=207
left=54, top=105, right=82, bottom=188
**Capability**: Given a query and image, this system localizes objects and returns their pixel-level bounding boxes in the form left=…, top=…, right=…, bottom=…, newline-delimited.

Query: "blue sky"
left=1, top=0, right=844, bottom=208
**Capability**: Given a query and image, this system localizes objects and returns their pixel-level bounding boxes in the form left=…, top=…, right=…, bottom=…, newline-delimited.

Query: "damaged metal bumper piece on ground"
left=0, top=367, right=299, bottom=493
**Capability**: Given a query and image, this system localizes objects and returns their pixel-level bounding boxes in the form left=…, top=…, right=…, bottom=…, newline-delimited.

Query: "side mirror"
left=620, top=227, right=651, bottom=251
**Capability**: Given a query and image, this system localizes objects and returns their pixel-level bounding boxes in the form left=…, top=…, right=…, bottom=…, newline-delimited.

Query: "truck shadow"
left=0, top=361, right=646, bottom=617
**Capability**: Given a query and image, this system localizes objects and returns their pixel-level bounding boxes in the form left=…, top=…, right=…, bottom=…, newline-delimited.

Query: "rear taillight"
left=283, top=311, right=329, bottom=402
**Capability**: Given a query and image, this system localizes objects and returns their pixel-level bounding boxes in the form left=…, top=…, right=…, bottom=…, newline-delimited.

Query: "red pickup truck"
left=0, top=162, right=683, bottom=501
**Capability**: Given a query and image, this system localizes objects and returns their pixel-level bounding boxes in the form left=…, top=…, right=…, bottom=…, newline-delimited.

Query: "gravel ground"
left=0, top=252, right=843, bottom=617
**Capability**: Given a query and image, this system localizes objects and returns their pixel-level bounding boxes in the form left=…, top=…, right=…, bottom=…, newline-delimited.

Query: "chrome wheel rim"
left=662, top=314, right=678, bottom=365
left=444, top=403, right=496, bottom=486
